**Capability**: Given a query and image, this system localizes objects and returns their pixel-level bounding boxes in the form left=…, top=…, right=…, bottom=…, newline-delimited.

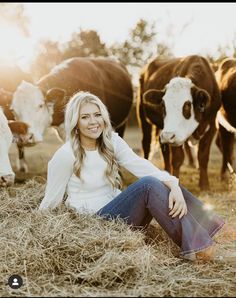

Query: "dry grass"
left=1, top=127, right=235, bottom=297
left=0, top=177, right=235, bottom=297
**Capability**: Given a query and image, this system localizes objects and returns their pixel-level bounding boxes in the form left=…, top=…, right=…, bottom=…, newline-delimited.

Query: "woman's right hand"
left=168, top=186, right=187, bottom=219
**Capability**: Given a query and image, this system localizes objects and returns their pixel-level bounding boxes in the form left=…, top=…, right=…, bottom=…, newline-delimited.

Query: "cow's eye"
left=38, top=104, right=44, bottom=109
left=182, top=101, right=192, bottom=119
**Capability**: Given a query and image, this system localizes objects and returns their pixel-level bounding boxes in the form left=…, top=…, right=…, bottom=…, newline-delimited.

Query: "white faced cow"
left=10, top=81, right=53, bottom=143
left=0, top=107, right=15, bottom=186
left=10, top=57, right=133, bottom=150
left=0, top=109, right=33, bottom=185
left=137, top=55, right=221, bottom=190
left=0, top=65, right=33, bottom=173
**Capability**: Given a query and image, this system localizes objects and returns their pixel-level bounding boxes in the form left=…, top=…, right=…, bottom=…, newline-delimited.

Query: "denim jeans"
left=96, top=176, right=225, bottom=257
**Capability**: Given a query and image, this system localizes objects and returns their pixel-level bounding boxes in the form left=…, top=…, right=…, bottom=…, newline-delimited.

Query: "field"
left=1, top=125, right=236, bottom=297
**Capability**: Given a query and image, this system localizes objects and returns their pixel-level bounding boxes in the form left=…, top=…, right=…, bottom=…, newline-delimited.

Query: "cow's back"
left=91, top=58, right=133, bottom=126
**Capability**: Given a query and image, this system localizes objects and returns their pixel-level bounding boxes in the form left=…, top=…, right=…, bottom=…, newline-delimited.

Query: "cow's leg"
left=16, top=144, right=28, bottom=172
left=171, top=146, right=185, bottom=178
left=198, top=122, right=216, bottom=190
left=148, top=126, right=160, bottom=161
left=184, top=142, right=198, bottom=168
left=115, top=123, right=126, bottom=138
left=160, top=143, right=171, bottom=173
left=218, top=124, right=235, bottom=180
left=137, top=93, right=153, bottom=159
left=141, top=123, right=153, bottom=159
left=215, top=130, right=222, bottom=153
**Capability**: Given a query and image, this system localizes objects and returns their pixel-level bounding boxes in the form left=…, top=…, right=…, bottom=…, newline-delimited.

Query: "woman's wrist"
left=164, top=177, right=179, bottom=190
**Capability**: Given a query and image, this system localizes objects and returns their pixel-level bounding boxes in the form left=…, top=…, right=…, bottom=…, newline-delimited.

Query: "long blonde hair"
left=64, top=91, right=122, bottom=189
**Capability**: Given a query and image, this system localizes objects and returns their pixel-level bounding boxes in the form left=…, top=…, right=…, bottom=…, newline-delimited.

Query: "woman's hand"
left=168, top=186, right=187, bottom=219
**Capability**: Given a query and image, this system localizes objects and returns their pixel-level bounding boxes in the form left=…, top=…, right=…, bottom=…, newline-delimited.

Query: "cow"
left=10, top=57, right=133, bottom=150
left=0, top=107, right=33, bottom=186
left=0, top=65, right=33, bottom=172
left=137, top=55, right=221, bottom=190
left=215, top=57, right=236, bottom=180
left=0, top=107, right=15, bottom=186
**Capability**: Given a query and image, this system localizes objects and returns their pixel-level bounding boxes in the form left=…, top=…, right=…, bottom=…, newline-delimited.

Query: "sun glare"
left=203, top=203, right=214, bottom=211
left=0, top=23, right=34, bottom=69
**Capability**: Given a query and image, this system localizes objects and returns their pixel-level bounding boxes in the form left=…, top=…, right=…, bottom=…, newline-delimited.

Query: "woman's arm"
left=113, top=132, right=179, bottom=185
left=39, top=147, right=74, bottom=210
left=113, top=132, right=187, bottom=218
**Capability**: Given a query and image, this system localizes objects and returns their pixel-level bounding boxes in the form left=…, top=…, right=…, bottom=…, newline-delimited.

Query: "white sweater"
left=39, top=132, right=179, bottom=214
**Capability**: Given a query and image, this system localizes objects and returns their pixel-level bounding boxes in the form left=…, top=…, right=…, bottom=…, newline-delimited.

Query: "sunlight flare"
left=0, top=23, right=34, bottom=68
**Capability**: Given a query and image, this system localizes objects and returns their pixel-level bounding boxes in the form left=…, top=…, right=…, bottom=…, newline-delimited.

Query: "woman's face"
left=78, top=102, right=105, bottom=142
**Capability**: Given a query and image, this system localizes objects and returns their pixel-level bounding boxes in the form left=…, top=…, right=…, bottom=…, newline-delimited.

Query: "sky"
left=1, top=2, right=236, bottom=70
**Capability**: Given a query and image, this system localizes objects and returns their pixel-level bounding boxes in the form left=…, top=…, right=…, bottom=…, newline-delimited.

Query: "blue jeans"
left=96, top=176, right=225, bottom=257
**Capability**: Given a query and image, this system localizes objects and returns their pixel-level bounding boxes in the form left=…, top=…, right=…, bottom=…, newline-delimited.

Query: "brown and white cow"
left=215, top=57, right=236, bottom=179
left=0, top=107, right=15, bottom=186
left=0, top=107, right=32, bottom=186
left=137, top=55, right=221, bottom=190
left=0, top=65, right=33, bottom=172
left=10, top=57, right=133, bottom=147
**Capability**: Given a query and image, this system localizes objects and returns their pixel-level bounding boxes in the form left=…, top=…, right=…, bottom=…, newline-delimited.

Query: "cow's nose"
left=160, top=131, right=176, bottom=143
left=0, top=174, right=15, bottom=186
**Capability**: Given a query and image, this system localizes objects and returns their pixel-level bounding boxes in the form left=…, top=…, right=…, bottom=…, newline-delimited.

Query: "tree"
left=0, top=3, right=29, bottom=36
left=30, top=40, right=63, bottom=80
left=62, top=29, right=109, bottom=59
left=109, top=19, right=157, bottom=68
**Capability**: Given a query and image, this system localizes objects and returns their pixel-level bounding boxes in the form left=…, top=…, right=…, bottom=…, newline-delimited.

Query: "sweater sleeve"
left=112, top=132, right=179, bottom=186
left=39, top=146, right=74, bottom=210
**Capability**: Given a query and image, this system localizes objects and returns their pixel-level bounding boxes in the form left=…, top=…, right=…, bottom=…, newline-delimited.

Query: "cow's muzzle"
left=0, top=174, right=15, bottom=186
left=160, top=131, right=176, bottom=144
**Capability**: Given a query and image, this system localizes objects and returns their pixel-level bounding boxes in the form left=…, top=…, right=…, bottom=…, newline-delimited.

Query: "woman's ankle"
left=195, top=244, right=216, bottom=261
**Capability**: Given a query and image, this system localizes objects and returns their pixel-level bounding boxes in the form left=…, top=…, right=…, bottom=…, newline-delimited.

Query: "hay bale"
left=0, top=179, right=235, bottom=297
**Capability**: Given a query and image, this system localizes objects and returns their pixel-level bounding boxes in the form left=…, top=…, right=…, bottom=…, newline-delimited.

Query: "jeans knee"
left=139, top=176, right=162, bottom=189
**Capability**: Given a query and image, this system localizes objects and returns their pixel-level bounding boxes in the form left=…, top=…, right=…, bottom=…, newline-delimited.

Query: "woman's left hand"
left=168, top=186, right=187, bottom=219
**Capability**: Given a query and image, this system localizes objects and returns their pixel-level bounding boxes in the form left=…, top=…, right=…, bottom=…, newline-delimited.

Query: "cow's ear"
left=45, top=88, right=66, bottom=102
left=143, top=89, right=165, bottom=106
left=191, top=86, right=210, bottom=113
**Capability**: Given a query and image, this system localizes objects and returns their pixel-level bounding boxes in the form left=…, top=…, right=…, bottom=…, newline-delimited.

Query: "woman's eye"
left=96, top=113, right=102, bottom=117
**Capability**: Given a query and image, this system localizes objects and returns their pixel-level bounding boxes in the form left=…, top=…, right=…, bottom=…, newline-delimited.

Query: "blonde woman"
left=39, top=91, right=232, bottom=262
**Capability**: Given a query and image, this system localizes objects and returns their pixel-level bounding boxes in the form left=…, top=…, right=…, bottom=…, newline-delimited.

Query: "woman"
left=39, top=91, right=228, bottom=262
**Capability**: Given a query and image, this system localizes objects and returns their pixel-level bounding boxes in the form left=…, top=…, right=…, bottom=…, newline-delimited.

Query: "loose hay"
left=0, top=178, right=235, bottom=297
